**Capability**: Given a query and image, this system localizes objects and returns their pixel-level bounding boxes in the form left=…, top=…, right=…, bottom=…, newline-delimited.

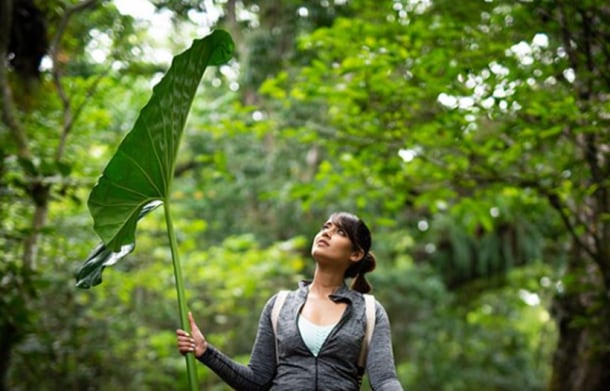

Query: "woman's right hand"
left=176, top=311, right=208, bottom=357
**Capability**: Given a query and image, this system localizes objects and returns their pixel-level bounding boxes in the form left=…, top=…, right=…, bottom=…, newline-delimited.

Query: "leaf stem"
left=164, top=200, right=199, bottom=390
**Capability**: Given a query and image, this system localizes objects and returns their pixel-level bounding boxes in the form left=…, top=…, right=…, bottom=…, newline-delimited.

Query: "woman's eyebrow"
left=331, top=221, right=345, bottom=231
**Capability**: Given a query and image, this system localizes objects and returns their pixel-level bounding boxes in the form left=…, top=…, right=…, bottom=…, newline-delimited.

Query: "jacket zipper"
left=315, top=356, right=319, bottom=391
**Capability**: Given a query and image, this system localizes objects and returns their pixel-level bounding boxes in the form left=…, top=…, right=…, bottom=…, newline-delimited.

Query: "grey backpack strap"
left=271, top=290, right=289, bottom=364
left=357, top=294, right=376, bottom=370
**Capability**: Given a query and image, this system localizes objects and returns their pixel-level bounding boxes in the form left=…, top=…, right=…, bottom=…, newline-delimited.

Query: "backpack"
left=270, top=290, right=376, bottom=372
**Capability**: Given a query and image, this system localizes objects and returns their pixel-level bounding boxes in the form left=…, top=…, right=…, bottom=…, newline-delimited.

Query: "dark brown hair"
left=329, top=212, right=376, bottom=293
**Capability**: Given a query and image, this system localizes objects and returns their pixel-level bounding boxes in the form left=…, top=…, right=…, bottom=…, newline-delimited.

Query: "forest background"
left=1, top=0, right=609, bottom=390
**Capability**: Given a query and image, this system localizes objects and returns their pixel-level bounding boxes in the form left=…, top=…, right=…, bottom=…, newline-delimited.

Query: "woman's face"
left=311, top=218, right=363, bottom=267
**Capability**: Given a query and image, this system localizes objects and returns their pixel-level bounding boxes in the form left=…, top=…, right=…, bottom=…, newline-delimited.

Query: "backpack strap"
left=357, top=294, right=376, bottom=370
left=271, top=290, right=289, bottom=364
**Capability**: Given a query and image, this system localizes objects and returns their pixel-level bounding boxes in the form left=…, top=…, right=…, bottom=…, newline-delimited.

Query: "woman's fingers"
left=176, top=328, right=197, bottom=355
left=188, top=311, right=199, bottom=334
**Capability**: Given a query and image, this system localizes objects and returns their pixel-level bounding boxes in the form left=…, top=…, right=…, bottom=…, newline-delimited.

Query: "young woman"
left=176, top=212, right=403, bottom=390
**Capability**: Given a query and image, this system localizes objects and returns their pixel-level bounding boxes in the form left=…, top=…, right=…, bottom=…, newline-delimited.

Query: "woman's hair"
left=329, top=212, right=376, bottom=294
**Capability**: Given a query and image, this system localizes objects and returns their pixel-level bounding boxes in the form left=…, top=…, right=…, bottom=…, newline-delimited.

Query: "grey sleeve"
left=196, top=295, right=278, bottom=390
left=366, top=301, right=404, bottom=391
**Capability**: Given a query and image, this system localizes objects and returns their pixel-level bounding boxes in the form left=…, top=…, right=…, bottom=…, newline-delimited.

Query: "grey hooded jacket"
left=197, top=281, right=403, bottom=390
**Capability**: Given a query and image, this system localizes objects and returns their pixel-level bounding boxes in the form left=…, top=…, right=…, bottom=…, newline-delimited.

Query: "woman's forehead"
left=328, top=214, right=349, bottom=230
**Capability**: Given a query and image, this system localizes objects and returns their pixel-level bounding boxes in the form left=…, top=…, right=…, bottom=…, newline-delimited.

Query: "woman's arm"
left=366, top=301, right=404, bottom=391
left=192, top=295, right=279, bottom=390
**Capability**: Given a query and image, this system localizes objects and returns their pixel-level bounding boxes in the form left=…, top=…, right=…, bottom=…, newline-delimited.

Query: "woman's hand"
left=176, top=311, right=208, bottom=357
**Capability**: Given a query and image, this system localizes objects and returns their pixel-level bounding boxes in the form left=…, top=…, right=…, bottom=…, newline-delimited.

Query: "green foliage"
left=415, top=188, right=563, bottom=288
left=372, top=233, right=555, bottom=390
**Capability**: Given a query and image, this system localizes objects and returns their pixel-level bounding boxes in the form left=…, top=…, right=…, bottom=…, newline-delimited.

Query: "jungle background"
left=1, top=0, right=609, bottom=390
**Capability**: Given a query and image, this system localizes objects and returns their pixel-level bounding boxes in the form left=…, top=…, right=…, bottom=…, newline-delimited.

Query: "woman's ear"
left=350, top=249, right=365, bottom=263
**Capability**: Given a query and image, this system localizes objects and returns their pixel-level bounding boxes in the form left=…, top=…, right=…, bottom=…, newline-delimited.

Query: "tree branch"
left=0, top=0, right=31, bottom=160
left=49, top=0, right=99, bottom=161
left=56, top=67, right=108, bottom=161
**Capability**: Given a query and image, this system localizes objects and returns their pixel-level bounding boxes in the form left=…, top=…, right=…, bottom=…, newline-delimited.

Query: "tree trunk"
left=0, top=323, right=18, bottom=391
left=549, top=255, right=610, bottom=391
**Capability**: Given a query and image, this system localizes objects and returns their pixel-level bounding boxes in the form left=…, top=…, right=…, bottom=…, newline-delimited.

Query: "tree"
left=0, top=0, right=145, bottom=388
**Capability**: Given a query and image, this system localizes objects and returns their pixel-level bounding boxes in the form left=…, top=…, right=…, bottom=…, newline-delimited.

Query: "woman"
left=176, top=212, right=403, bottom=390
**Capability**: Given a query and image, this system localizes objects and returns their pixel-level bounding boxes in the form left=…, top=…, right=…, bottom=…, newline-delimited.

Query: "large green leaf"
left=75, top=201, right=162, bottom=288
left=87, top=29, right=233, bottom=252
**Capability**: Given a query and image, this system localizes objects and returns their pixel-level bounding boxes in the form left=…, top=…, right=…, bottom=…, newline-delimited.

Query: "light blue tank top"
left=298, top=315, right=336, bottom=357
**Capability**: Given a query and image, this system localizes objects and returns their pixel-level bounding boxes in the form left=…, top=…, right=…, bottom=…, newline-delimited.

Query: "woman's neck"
left=309, top=267, right=344, bottom=297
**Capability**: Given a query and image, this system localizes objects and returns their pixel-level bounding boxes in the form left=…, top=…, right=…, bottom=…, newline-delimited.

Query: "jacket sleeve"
left=196, top=295, right=278, bottom=390
left=366, top=301, right=404, bottom=391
